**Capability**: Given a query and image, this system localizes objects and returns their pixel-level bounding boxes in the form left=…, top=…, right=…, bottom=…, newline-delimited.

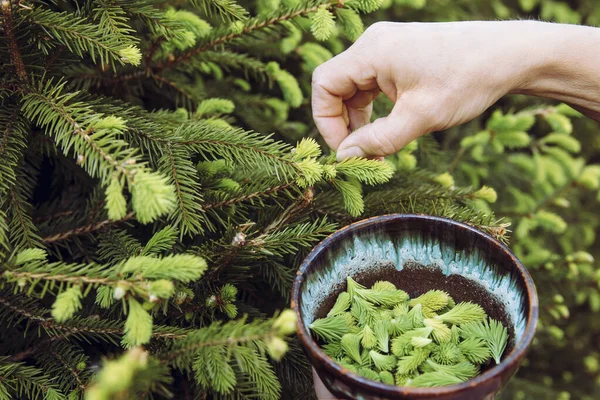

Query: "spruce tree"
left=0, top=0, right=564, bottom=399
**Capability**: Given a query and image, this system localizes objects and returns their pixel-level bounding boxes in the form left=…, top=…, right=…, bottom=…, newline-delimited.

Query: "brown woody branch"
left=51, top=349, right=87, bottom=391
left=1, top=0, right=26, bottom=81
left=204, top=183, right=293, bottom=209
left=151, top=73, right=195, bottom=102
left=42, top=212, right=135, bottom=243
left=206, top=187, right=314, bottom=279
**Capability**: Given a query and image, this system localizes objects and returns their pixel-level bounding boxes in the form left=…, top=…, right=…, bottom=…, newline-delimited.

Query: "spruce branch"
left=42, top=212, right=135, bottom=243
left=3, top=253, right=207, bottom=314
left=0, top=292, right=189, bottom=345
left=0, top=357, right=67, bottom=400
left=20, top=80, right=140, bottom=183
left=133, top=122, right=298, bottom=179
left=203, top=183, right=293, bottom=209
left=48, top=347, right=87, bottom=391
left=118, top=0, right=179, bottom=35
left=159, top=143, right=206, bottom=237
left=157, top=0, right=342, bottom=72
left=91, top=0, right=138, bottom=46
left=162, top=315, right=290, bottom=362
left=204, top=188, right=316, bottom=281
left=7, top=179, right=43, bottom=251
left=190, top=50, right=272, bottom=83
left=1, top=0, right=26, bottom=81
left=25, top=7, right=142, bottom=68
left=3, top=268, right=146, bottom=291
left=189, top=0, right=249, bottom=22
left=0, top=106, right=34, bottom=254
left=151, top=73, right=196, bottom=104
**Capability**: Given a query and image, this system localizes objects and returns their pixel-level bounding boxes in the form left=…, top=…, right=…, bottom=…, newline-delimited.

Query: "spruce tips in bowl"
left=291, top=214, right=538, bottom=400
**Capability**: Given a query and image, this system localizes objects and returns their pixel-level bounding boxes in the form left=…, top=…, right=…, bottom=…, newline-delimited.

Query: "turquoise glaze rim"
left=292, top=214, right=539, bottom=397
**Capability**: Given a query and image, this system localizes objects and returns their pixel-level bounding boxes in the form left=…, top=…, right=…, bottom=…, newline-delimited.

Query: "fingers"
left=312, top=368, right=339, bottom=400
left=346, top=89, right=378, bottom=131
left=336, top=101, right=426, bottom=161
left=312, top=54, right=377, bottom=151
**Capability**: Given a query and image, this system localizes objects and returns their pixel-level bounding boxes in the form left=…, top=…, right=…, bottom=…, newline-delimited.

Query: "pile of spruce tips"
left=309, top=277, right=509, bottom=388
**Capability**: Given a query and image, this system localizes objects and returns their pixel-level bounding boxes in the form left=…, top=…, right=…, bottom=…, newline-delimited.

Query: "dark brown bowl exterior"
left=291, top=214, right=538, bottom=400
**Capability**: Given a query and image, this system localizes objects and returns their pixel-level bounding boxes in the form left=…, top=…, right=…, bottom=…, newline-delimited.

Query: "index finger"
left=311, top=54, right=378, bottom=151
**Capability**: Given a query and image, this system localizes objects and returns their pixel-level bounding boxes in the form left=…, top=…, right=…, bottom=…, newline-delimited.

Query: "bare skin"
left=310, top=20, right=600, bottom=397
left=312, top=20, right=600, bottom=161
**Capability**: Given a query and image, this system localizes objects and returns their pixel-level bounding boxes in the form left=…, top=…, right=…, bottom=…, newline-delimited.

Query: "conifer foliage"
left=0, top=0, right=508, bottom=398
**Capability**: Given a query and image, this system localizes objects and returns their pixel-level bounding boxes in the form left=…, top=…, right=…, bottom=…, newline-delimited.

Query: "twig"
left=9, top=337, right=61, bottom=362
left=161, top=332, right=274, bottom=362
left=1, top=0, right=27, bottom=81
left=0, top=107, right=19, bottom=161
left=447, top=147, right=465, bottom=174
left=40, top=184, right=297, bottom=243
left=206, top=187, right=314, bottom=280
left=5, top=270, right=132, bottom=286
left=31, top=91, right=135, bottom=178
left=51, top=349, right=87, bottom=391
left=203, top=183, right=293, bottom=209
left=151, top=73, right=195, bottom=102
left=132, top=127, right=297, bottom=169
left=42, top=212, right=135, bottom=243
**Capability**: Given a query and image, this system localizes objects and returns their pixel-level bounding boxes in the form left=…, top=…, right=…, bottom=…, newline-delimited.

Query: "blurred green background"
left=362, top=1, right=600, bottom=399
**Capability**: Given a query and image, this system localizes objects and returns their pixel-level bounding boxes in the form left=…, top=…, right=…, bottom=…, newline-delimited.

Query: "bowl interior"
left=298, top=215, right=533, bottom=356
left=313, top=261, right=516, bottom=356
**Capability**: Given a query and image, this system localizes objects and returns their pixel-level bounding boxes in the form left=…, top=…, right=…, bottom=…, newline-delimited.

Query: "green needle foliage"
left=374, top=319, right=391, bottom=353
left=341, top=333, right=362, bottom=364
left=309, top=277, right=510, bottom=387
left=460, top=319, right=508, bottom=365
left=435, top=302, right=487, bottom=325
left=458, top=337, right=492, bottom=365
left=360, top=324, right=377, bottom=349
left=327, top=291, right=351, bottom=317
left=409, top=290, right=451, bottom=311
left=2, top=0, right=587, bottom=396
left=406, top=371, right=462, bottom=388
left=369, top=350, right=397, bottom=371
left=0, top=0, right=406, bottom=396
left=308, top=315, right=349, bottom=343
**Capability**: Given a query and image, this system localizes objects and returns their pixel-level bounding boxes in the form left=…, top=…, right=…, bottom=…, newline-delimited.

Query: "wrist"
left=510, top=21, right=600, bottom=110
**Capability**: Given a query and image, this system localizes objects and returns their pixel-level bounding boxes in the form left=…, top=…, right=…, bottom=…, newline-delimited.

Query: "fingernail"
left=336, top=146, right=365, bottom=161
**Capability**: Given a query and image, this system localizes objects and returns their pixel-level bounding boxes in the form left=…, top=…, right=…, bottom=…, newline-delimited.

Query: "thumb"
left=336, top=108, right=425, bottom=161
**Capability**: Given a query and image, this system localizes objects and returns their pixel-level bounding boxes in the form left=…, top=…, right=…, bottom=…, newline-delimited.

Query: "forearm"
left=511, top=21, right=600, bottom=119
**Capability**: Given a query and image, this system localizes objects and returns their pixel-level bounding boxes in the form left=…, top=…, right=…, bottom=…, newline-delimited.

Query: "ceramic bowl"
left=291, top=214, right=538, bottom=400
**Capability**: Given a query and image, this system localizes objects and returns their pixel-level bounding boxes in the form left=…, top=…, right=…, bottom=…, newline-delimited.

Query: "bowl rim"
left=291, top=213, right=539, bottom=397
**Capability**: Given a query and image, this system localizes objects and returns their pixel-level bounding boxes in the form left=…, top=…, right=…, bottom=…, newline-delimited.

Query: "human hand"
left=311, top=20, right=600, bottom=160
